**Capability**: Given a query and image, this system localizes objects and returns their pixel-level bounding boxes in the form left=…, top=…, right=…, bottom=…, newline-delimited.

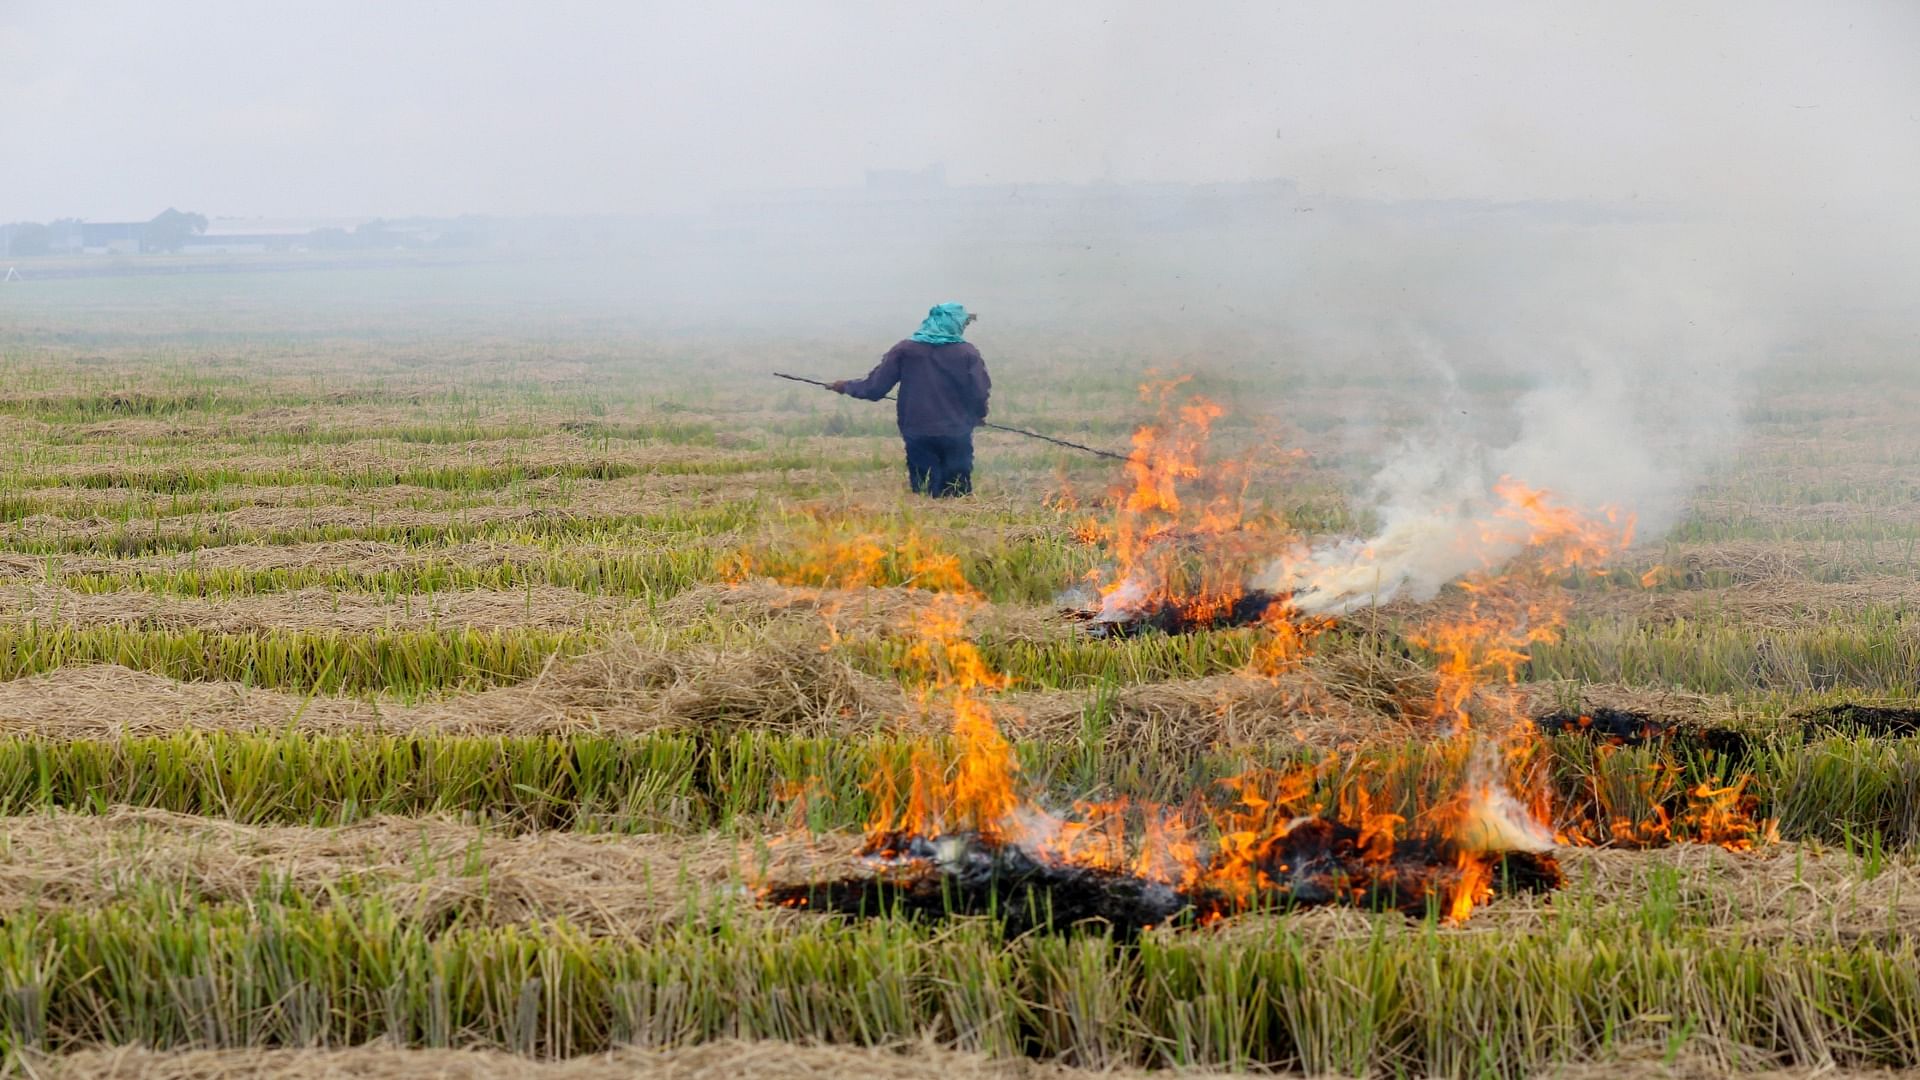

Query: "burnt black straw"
left=772, top=371, right=1128, bottom=461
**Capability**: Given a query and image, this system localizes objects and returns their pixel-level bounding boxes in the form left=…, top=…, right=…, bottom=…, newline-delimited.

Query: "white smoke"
left=1257, top=434, right=1496, bottom=615
left=1260, top=221, right=1772, bottom=615
left=1456, top=785, right=1557, bottom=854
left=1266, top=365, right=1680, bottom=615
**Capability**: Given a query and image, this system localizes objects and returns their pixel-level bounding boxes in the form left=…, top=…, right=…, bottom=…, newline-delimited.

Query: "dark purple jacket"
left=841, top=339, right=991, bottom=437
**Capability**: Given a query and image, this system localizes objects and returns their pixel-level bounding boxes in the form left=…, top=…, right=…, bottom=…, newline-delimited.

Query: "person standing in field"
left=831, top=302, right=991, bottom=498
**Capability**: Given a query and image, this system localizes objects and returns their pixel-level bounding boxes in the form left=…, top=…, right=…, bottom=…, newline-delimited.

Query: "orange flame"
left=756, top=405, right=1771, bottom=927
left=862, top=594, right=1024, bottom=844
left=1407, top=480, right=1635, bottom=732
left=1075, top=380, right=1327, bottom=673
left=728, top=519, right=974, bottom=595
left=1550, top=753, right=1776, bottom=853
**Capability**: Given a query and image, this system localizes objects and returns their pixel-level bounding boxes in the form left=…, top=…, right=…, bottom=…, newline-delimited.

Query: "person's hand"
left=828, top=380, right=849, bottom=393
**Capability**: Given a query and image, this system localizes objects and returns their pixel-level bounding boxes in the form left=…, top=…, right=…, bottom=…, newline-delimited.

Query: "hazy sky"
left=2, top=1, right=1915, bottom=221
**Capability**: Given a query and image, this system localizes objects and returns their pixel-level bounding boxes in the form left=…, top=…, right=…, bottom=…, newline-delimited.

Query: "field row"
left=0, top=455, right=821, bottom=494
left=0, top=884, right=1911, bottom=1073
left=22, top=1041, right=1160, bottom=1080
left=0, top=505, right=760, bottom=558
left=0, top=606, right=1914, bottom=700
left=0, top=729, right=1901, bottom=845
left=0, top=807, right=1906, bottom=939
left=5, top=480, right=1913, bottom=556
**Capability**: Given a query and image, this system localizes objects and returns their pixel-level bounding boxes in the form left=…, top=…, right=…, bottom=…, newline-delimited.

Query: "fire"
left=726, top=516, right=1032, bottom=851
left=1028, top=797, right=1203, bottom=886
left=1405, top=479, right=1636, bottom=732
left=1408, top=586, right=1546, bottom=732
left=1551, top=753, right=1776, bottom=852
left=725, top=513, right=974, bottom=596
left=849, top=576, right=1030, bottom=849
left=1154, top=752, right=1567, bottom=923
left=1382, top=482, right=1776, bottom=855
left=1446, top=853, right=1492, bottom=923
left=1090, top=381, right=1245, bottom=618
left=836, top=556, right=1576, bottom=923
left=1072, top=380, right=1328, bottom=672
left=756, top=396, right=1772, bottom=930
left=1679, top=778, right=1777, bottom=851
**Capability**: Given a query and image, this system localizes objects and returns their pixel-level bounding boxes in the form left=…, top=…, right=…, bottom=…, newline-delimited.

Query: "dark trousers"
left=903, top=433, right=974, bottom=497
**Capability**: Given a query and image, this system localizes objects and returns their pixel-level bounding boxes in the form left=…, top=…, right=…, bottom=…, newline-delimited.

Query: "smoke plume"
left=1260, top=220, right=1778, bottom=614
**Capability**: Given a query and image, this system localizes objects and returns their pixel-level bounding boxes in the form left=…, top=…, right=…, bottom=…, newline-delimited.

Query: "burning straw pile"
left=756, top=382, right=1768, bottom=934
left=763, top=579, right=1569, bottom=933
left=765, top=768, right=1569, bottom=937
left=1060, top=383, right=1330, bottom=657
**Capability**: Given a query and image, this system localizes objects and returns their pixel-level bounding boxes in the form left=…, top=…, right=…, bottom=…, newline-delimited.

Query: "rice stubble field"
left=2, top=271, right=1919, bottom=1077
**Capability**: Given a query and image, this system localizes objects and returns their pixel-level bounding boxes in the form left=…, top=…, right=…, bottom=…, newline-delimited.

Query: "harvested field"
left=1, top=271, right=1918, bottom=1076
left=18, top=809, right=1895, bottom=945
left=0, top=808, right=770, bottom=934
left=30, top=1044, right=1918, bottom=1080
left=32, top=1042, right=1227, bottom=1080
left=0, top=632, right=1431, bottom=746
left=0, top=642, right=907, bottom=737
left=0, top=582, right=627, bottom=633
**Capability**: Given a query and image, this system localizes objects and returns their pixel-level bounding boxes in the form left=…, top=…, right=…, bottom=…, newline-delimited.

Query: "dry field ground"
left=1, top=265, right=1918, bottom=1076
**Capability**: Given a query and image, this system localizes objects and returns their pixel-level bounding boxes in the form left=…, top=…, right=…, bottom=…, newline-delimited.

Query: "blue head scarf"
left=910, top=302, right=971, bottom=345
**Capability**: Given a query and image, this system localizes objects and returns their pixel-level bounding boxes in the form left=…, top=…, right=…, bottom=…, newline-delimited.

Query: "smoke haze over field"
left=3, top=3, right=1915, bottom=221
left=5, top=2, right=1918, bottom=564
left=1259, top=219, right=1779, bottom=610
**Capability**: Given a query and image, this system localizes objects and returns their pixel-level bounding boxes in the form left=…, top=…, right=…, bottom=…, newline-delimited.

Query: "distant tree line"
left=0, top=210, right=491, bottom=257
left=144, top=208, right=210, bottom=252
left=1, top=220, right=57, bottom=256
left=0, top=209, right=205, bottom=256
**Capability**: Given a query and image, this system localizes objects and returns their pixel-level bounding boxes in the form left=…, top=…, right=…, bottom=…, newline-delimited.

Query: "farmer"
left=831, top=302, right=991, bottom=498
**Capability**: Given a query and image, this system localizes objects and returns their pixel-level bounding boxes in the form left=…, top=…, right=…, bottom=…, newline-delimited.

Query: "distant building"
left=182, top=226, right=312, bottom=255
left=2, top=220, right=155, bottom=255
left=0, top=213, right=496, bottom=257
left=79, top=222, right=146, bottom=255
left=189, top=217, right=372, bottom=254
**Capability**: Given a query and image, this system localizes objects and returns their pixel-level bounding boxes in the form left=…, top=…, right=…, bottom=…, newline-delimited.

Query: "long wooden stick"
left=772, top=371, right=1128, bottom=462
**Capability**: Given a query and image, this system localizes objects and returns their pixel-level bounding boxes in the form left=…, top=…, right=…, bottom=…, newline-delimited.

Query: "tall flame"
left=1404, top=479, right=1635, bottom=732
left=753, top=395, right=1768, bottom=926
left=869, top=595, right=1021, bottom=843
left=1077, top=380, right=1326, bottom=672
